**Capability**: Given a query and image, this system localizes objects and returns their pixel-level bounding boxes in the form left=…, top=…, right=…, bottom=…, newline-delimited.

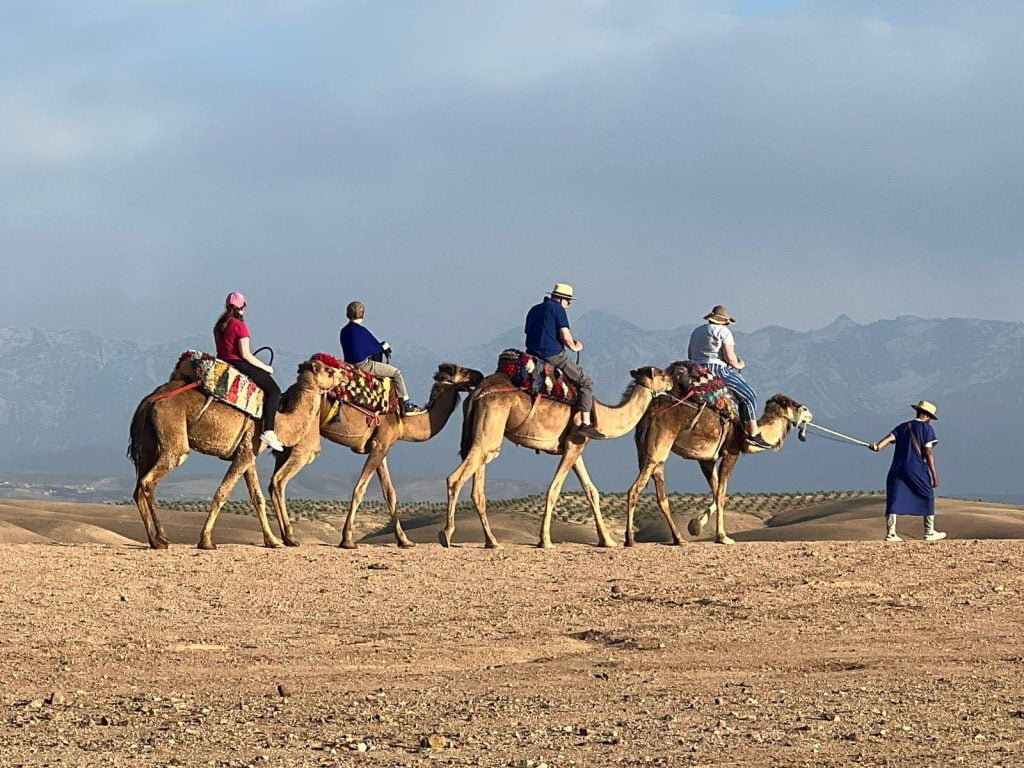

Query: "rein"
left=153, top=381, right=200, bottom=402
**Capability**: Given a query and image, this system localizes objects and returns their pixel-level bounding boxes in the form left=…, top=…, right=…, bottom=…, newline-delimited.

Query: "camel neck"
left=402, top=386, right=461, bottom=442
left=592, top=384, right=656, bottom=439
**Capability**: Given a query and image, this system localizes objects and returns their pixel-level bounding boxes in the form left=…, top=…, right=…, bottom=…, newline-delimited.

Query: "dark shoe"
left=403, top=400, right=426, bottom=416
left=578, top=424, right=607, bottom=440
left=746, top=432, right=774, bottom=450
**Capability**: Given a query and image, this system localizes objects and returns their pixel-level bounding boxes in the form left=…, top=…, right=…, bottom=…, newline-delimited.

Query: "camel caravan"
left=127, top=287, right=812, bottom=550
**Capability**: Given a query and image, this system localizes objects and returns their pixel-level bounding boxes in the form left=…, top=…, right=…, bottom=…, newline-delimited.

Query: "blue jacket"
left=340, top=322, right=385, bottom=364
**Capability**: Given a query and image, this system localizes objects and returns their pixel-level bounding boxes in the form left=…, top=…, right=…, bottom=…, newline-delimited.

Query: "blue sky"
left=2, top=1, right=1023, bottom=353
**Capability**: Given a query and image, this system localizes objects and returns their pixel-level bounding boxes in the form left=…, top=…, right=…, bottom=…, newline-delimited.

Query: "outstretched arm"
left=722, top=342, right=745, bottom=370
left=868, top=433, right=895, bottom=452
left=559, top=327, right=583, bottom=353
left=238, top=337, right=273, bottom=373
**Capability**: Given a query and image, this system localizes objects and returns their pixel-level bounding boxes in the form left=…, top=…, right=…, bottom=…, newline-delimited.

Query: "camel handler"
left=688, top=305, right=773, bottom=449
left=868, top=400, right=944, bottom=542
left=524, top=283, right=605, bottom=440
left=339, top=301, right=425, bottom=415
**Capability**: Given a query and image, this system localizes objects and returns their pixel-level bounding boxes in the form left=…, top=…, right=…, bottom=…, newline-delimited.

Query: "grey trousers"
left=356, top=359, right=409, bottom=401
left=542, top=351, right=595, bottom=413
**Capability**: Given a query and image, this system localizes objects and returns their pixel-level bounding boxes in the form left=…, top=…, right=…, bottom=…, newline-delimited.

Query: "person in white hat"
left=523, top=283, right=604, bottom=439
left=869, top=400, right=944, bottom=542
left=687, top=305, right=773, bottom=449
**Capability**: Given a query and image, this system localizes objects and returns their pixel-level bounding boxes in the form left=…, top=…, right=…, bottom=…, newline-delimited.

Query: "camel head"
left=629, top=366, right=674, bottom=395
left=434, top=363, right=485, bottom=392
left=765, top=394, right=813, bottom=428
left=301, top=355, right=346, bottom=392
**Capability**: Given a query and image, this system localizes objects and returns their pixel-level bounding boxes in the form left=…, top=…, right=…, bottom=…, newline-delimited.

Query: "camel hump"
left=496, top=349, right=579, bottom=406
left=668, top=361, right=740, bottom=424
left=174, top=349, right=264, bottom=418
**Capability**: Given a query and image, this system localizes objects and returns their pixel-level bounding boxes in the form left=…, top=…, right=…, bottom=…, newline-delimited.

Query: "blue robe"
left=885, top=420, right=937, bottom=516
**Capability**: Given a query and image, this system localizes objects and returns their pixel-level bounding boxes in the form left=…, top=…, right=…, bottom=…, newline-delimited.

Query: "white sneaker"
left=924, top=531, right=947, bottom=542
left=259, top=430, right=285, bottom=452
left=884, top=533, right=903, bottom=542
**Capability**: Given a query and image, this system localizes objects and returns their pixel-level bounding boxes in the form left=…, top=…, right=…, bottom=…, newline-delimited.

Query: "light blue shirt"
left=688, top=323, right=734, bottom=366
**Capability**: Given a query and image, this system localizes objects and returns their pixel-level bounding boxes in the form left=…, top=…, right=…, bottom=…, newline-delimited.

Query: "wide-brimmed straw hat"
left=549, top=283, right=576, bottom=301
left=912, top=400, right=939, bottom=419
left=704, top=305, right=735, bottom=325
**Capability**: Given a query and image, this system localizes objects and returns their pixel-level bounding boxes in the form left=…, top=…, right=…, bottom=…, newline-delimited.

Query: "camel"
left=128, top=357, right=343, bottom=550
left=624, top=377, right=812, bottom=546
left=441, top=365, right=675, bottom=549
left=267, top=363, right=484, bottom=548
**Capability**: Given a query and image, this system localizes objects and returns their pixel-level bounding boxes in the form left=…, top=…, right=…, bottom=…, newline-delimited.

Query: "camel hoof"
left=338, top=540, right=358, bottom=550
left=624, top=538, right=635, bottom=548
left=155, top=535, right=170, bottom=548
left=536, top=541, right=555, bottom=550
left=283, top=537, right=301, bottom=548
left=437, top=530, right=453, bottom=549
left=670, top=538, right=685, bottom=546
left=598, top=539, right=618, bottom=549
left=687, top=518, right=703, bottom=537
left=715, top=535, right=736, bottom=545
left=397, top=539, right=416, bottom=549
left=150, top=539, right=169, bottom=550
left=264, top=537, right=285, bottom=549
left=197, top=539, right=216, bottom=551
left=484, top=540, right=504, bottom=550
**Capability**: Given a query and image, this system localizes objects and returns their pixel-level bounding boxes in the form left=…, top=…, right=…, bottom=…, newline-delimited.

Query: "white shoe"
left=924, top=531, right=947, bottom=542
left=884, top=533, right=903, bottom=542
left=259, top=430, right=285, bottom=452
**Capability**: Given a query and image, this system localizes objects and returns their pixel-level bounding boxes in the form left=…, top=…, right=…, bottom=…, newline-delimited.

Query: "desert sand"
left=1, top=496, right=1022, bottom=766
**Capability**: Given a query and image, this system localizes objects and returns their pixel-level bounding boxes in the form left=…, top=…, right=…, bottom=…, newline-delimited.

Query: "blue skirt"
left=885, top=469, right=934, bottom=516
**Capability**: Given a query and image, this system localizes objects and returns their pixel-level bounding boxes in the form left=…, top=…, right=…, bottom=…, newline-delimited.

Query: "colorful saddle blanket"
left=669, top=361, right=740, bottom=423
left=326, top=360, right=400, bottom=416
left=497, top=349, right=580, bottom=405
left=173, top=350, right=263, bottom=418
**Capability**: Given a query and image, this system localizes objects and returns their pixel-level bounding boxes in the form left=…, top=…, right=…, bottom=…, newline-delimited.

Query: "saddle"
left=667, top=361, right=740, bottom=424
left=173, top=350, right=264, bottom=418
left=322, top=355, right=401, bottom=416
left=497, top=349, right=579, bottom=406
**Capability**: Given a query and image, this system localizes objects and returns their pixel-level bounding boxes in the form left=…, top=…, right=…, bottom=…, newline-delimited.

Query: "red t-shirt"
left=215, top=317, right=250, bottom=362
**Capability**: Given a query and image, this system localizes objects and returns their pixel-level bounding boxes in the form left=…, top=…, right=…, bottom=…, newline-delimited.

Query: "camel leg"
left=268, top=447, right=313, bottom=547
left=135, top=451, right=184, bottom=550
left=470, top=464, right=502, bottom=550
left=624, top=460, right=658, bottom=547
left=652, top=464, right=685, bottom=545
left=440, top=449, right=487, bottom=548
left=713, top=453, right=740, bottom=545
left=245, top=465, right=283, bottom=549
left=198, top=450, right=255, bottom=550
left=339, top=448, right=386, bottom=549
left=573, top=456, right=615, bottom=548
left=538, top=443, right=584, bottom=549
left=376, top=458, right=413, bottom=549
left=688, top=459, right=719, bottom=538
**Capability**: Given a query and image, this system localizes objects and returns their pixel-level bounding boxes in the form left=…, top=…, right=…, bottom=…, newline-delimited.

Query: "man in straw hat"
left=688, top=305, right=774, bottom=449
left=868, top=400, right=944, bottom=542
left=524, top=283, right=605, bottom=439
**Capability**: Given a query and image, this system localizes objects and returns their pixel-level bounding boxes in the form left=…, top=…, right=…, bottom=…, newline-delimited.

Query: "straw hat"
left=549, top=283, right=576, bottom=302
left=912, top=400, right=939, bottom=419
left=703, top=305, right=736, bottom=325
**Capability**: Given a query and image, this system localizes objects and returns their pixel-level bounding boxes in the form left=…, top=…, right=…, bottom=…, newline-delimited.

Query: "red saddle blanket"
left=319, top=354, right=400, bottom=415
left=668, top=361, right=740, bottom=423
left=173, top=350, right=263, bottom=418
left=497, top=349, right=579, bottom=405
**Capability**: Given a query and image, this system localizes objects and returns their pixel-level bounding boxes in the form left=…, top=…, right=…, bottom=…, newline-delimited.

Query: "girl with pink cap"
left=214, top=292, right=284, bottom=452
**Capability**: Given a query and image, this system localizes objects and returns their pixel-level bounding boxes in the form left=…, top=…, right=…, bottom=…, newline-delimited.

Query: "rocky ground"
left=2, top=538, right=1023, bottom=767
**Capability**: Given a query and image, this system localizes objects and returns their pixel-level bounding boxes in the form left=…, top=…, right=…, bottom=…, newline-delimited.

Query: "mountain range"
left=0, top=313, right=1016, bottom=501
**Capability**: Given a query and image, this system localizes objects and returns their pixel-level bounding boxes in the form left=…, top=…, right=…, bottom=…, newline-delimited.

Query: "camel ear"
left=632, top=366, right=655, bottom=380
left=309, top=359, right=325, bottom=376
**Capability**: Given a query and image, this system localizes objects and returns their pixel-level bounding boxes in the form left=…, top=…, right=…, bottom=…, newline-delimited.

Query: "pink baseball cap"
left=225, top=291, right=247, bottom=309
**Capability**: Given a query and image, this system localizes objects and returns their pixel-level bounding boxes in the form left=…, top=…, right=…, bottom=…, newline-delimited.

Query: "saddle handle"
left=252, top=346, right=275, bottom=366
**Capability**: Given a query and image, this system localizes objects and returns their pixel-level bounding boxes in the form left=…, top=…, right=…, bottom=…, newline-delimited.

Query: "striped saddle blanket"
left=668, top=361, right=740, bottom=423
left=497, top=349, right=579, bottom=405
left=174, top=350, right=263, bottom=418
left=326, top=360, right=400, bottom=415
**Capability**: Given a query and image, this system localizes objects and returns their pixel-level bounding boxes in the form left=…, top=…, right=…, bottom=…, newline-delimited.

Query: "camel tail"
left=127, top=398, right=153, bottom=469
left=459, top=394, right=479, bottom=461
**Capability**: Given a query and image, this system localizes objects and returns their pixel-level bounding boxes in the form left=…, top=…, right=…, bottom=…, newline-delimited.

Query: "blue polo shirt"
left=524, top=297, right=570, bottom=358
left=339, top=321, right=384, bottom=364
